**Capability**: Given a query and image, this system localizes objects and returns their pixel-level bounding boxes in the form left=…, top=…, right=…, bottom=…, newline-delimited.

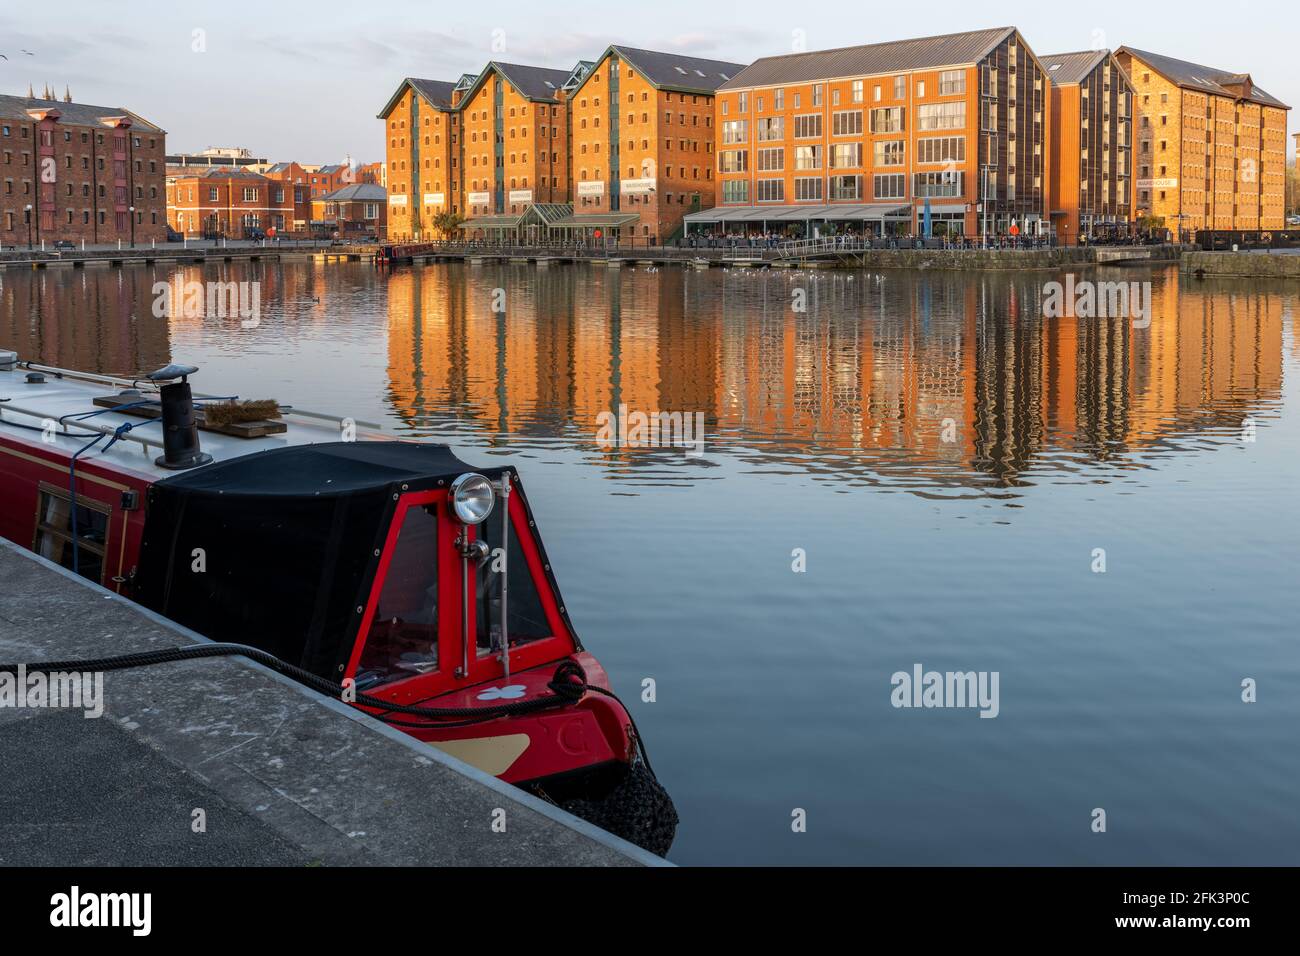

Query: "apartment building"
left=1116, top=47, right=1290, bottom=232
left=456, top=62, right=577, bottom=225
left=165, top=166, right=295, bottom=238
left=1, top=91, right=167, bottom=247
left=379, top=78, right=459, bottom=240
left=565, top=45, right=743, bottom=242
left=1041, top=50, right=1135, bottom=242
left=697, top=27, right=1051, bottom=239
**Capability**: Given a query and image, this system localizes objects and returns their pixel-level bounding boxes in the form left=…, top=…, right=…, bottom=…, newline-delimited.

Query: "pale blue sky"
left=2, top=0, right=1295, bottom=164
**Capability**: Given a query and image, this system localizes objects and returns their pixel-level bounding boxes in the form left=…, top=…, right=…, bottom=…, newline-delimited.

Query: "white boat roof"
left=0, top=357, right=389, bottom=483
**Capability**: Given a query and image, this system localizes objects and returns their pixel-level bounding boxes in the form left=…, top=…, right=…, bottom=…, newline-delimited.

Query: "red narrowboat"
left=0, top=351, right=676, bottom=855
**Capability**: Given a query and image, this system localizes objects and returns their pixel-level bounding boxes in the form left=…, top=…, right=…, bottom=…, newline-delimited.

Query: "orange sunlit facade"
left=457, top=63, right=572, bottom=221
left=566, top=46, right=742, bottom=242
left=380, top=78, right=459, bottom=240
left=706, top=27, right=1052, bottom=239
left=1043, top=50, right=1135, bottom=242
left=1116, top=47, right=1290, bottom=233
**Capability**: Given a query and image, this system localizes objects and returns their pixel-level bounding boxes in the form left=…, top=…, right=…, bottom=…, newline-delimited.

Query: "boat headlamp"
left=449, top=473, right=495, bottom=525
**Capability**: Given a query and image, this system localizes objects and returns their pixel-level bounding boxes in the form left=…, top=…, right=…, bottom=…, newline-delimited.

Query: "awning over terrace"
left=683, top=204, right=912, bottom=225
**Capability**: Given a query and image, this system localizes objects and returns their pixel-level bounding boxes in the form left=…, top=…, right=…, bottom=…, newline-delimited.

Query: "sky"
left=2, top=0, right=1296, bottom=165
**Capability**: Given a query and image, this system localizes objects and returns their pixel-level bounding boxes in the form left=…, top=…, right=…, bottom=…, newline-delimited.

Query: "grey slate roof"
left=0, top=93, right=164, bottom=132
left=1040, top=50, right=1109, bottom=86
left=317, top=183, right=386, bottom=202
left=491, top=62, right=574, bottom=101
left=718, top=26, right=1015, bottom=90
left=606, top=46, right=746, bottom=93
left=409, top=78, right=457, bottom=109
left=1117, top=47, right=1289, bottom=109
left=376, top=77, right=458, bottom=119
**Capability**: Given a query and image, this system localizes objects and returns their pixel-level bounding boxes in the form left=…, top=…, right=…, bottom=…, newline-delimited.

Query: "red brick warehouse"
left=1, top=88, right=167, bottom=247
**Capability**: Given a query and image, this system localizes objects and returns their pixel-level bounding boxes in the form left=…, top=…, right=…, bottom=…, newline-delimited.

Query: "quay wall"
left=1180, top=251, right=1300, bottom=279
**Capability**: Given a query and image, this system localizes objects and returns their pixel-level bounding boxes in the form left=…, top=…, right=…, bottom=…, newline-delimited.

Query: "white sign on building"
left=468, top=191, right=491, bottom=205
left=577, top=180, right=605, bottom=197
left=424, top=193, right=444, bottom=207
left=1136, top=178, right=1179, bottom=189
left=508, top=189, right=533, bottom=204
left=620, top=178, right=655, bottom=195
left=389, top=194, right=408, bottom=206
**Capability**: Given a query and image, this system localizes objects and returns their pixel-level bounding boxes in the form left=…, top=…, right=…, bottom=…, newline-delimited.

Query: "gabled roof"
left=0, top=93, right=165, bottom=132
left=409, top=78, right=457, bottom=109
left=1117, top=47, right=1289, bottom=109
left=376, top=77, right=458, bottom=119
left=586, top=45, right=746, bottom=94
left=487, top=61, right=574, bottom=101
left=315, top=183, right=386, bottom=202
left=1040, top=50, right=1110, bottom=86
left=453, top=61, right=577, bottom=106
left=718, top=26, right=1016, bottom=90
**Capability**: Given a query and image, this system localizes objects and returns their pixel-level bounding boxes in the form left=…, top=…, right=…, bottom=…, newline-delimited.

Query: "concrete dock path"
left=0, top=539, right=662, bottom=867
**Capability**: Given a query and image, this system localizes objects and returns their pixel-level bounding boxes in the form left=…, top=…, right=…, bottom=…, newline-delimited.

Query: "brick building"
left=564, top=45, right=743, bottom=243
left=261, top=161, right=312, bottom=232
left=1, top=91, right=167, bottom=247
left=355, top=161, right=385, bottom=186
left=309, top=182, right=386, bottom=238
left=455, top=62, right=577, bottom=228
left=1041, top=50, right=1135, bottom=242
left=380, top=63, right=589, bottom=240
left=165, top=166, right=296, bottom=238
left=379, top=78, right=459, bottom=240
left=697, top=27, right=1052, bottom=239
left=1115, top=47, right=1290, bottom=233
left=304, top=163, right=352, bottom=199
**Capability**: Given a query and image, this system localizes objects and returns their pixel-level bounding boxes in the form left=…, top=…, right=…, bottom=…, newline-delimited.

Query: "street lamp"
left=129, top=205, right=136, bottom=248
left=24, top=204, right=32, bottom=250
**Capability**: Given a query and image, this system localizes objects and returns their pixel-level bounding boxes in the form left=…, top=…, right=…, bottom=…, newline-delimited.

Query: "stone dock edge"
left=0, top=538, right=669, bottom=867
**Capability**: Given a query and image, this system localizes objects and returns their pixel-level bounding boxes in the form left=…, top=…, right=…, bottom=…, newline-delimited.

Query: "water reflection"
left=0, top=261, right=1287, bottom=496
left=382, top=264, right=1286, bottom=494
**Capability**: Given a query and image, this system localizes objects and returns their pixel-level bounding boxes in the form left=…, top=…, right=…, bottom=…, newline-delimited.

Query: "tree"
left=431, top=210, right=466, bottom=239
left=1286, top=162, right=1299, bottom=217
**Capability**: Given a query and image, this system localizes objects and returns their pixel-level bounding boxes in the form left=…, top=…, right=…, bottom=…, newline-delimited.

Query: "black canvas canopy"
left=134, top=441, right=509, bottom=678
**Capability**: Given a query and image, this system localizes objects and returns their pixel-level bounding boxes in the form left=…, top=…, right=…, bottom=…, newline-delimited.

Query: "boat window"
left=33, top=486, right=109, bottom=584
left=475, top=503, right=551, bottom=656
left=356, top=504, right=439, bottom=687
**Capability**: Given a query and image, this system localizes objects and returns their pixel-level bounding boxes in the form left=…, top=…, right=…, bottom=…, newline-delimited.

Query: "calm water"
left=3, top=259, right=1298, bottom=866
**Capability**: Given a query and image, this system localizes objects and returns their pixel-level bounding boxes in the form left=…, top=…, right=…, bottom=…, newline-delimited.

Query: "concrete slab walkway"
left=0, top=539, right=661, bottom=867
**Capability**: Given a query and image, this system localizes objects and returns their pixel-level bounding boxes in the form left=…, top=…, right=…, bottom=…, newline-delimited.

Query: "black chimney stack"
left=146, top=364, right=213, bottom=470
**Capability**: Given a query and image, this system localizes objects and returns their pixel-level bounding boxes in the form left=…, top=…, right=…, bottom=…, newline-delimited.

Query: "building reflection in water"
left=0, top=260, right=353, bottom=378
left=385, top=263, right=1286, bottom=494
